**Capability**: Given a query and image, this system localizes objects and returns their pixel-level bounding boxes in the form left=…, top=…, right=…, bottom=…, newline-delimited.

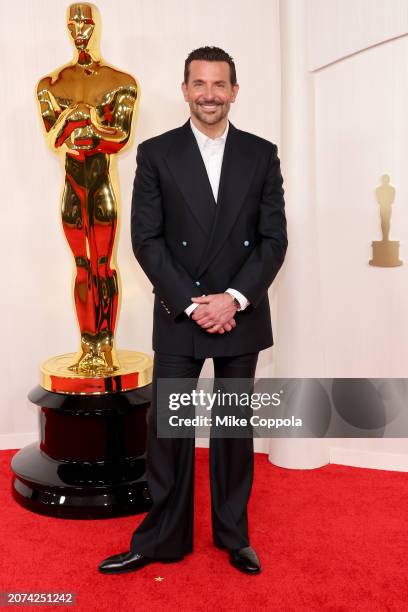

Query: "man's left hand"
left=190, top=293, right=238, bottom=333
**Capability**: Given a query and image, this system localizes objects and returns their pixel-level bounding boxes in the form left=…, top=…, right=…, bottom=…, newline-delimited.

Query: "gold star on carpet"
left=154, top=576, right=164, bottom=582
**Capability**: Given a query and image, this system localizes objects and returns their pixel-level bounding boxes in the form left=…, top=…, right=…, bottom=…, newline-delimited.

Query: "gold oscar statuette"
left=36, top=2, right=152, bottom=393
left=369, top=174, right=403, bottom=268
left=11, top=4, right=152, bottom=518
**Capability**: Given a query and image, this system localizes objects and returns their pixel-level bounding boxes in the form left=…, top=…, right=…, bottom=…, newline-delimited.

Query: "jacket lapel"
left=196, top=122, right=258, bottom=277
left=165, top=119, right=259, bottom=278
left=165, top=120, right=216, bottom=236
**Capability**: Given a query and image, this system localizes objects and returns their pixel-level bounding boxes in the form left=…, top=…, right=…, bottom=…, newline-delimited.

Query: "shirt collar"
left=189, top=118, right=229, bottom=149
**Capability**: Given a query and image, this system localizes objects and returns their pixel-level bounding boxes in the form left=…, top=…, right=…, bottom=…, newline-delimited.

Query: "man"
left=99, top=46, right=287, bottom=576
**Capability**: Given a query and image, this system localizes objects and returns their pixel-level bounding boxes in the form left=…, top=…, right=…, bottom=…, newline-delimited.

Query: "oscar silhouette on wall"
left=369, top=174, right=403, bottom=267
left=11, top=3, right=153, bottom=519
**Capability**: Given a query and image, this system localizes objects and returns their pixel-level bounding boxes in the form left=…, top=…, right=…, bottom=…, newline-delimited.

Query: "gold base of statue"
left=369, top=240, right=403, bottom=267
left=40, top=350, right=153, bottom=394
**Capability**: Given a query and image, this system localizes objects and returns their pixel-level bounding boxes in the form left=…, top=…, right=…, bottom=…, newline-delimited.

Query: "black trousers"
left=130, top=350, right=259, bottom=559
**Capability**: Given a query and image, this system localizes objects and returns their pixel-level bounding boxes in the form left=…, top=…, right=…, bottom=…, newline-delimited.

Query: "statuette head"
left=67, top=3, right=100, bottom=52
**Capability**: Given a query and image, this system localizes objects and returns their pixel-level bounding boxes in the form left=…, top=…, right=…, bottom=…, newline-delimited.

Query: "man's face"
left=182, top=60, right=239, bottom=126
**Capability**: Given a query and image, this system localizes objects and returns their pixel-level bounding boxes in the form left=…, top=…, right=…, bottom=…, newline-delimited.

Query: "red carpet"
left=1, top=447, right=408, bottom=611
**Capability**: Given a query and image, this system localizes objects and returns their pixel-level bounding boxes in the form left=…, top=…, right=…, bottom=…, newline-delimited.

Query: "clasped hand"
left=190, top=293, right=238, bottom=334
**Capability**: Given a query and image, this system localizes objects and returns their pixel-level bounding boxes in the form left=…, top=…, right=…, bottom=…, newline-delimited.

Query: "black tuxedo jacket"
left=130, top=119, right=288, bottom=358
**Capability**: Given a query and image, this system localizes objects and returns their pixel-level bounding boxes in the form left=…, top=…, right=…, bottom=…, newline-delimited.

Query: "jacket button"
left=182, top=240, right=188, bottom=246
left=243, top=240, right=249, bottom=246
left=195, top=281, right=200, bottom=286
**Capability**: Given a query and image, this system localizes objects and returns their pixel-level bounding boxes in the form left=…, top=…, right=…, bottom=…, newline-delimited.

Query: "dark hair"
left=184, top=46, right=237, bottom=85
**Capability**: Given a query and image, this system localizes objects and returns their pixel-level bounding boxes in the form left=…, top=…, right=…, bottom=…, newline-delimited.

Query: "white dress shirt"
left=190, top=117, right=228, bottom=201
left=184, top=118, right=249, bottom=317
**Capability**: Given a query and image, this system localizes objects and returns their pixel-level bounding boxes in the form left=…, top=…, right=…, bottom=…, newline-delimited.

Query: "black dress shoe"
left=227, top=546, right=262, bottom=574
left=98, top=550, right=184, bottom=574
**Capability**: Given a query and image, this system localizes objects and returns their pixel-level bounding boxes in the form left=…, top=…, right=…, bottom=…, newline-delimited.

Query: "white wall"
left=308, top=0, right=408, bottom=71
left=311, top=0, right=408, bottom=468
left=313, top=35, right=408, bottom=379
left=271, top=0, right=408, bottom=470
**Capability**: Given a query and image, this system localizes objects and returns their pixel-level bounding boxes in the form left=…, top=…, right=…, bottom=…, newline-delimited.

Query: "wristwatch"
left=225, top=292, right=241, bottom=311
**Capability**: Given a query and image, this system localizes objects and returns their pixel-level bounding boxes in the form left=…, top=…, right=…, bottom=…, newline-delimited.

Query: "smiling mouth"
left=199, top=104, right=220, bottom=111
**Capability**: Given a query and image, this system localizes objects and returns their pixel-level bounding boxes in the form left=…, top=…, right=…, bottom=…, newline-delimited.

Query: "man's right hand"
left=193, top=304, right=236, bottom=334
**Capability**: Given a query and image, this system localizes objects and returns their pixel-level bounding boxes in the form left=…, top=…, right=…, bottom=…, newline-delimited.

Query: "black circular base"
left=11, top=385, right=153, bottom=519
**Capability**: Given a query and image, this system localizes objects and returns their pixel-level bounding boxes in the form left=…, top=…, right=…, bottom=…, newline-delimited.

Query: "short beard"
left=191, top=102, right=229, bottom=126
